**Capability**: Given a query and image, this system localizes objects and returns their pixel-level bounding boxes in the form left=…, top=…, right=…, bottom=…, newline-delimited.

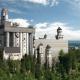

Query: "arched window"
left=38, top=43, right=43, bottom=54
left=45, top=45, right=52, bottom=68
left=45, top=45, right=51, bottom=55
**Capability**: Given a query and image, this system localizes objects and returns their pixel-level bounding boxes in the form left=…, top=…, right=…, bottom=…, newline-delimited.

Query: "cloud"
left=23, top=0, right=59, bottom=7
left=9, top=18, right=31, bottom=27
left=25, top=0, right=48, bottom=5
left=65, top=0, right=80, bottom=8
left=35, top=23, right=49, bottom=28
left=8, top=19, right=80, bottom=40
left=35, top=22, right=80, bottom=40
left=72, top=0, right=80, bottom=9
left=50, top=0, right=59, bottom=7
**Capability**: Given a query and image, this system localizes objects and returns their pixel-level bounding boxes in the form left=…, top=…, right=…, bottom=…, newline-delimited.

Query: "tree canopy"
left=0, top=49, right=80, bottom=80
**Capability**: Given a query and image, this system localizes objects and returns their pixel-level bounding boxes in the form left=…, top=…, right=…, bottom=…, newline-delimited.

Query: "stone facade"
left=0, top=8, right=68, bottom=63
left=0, top=8, right=35, bottom=60
left=34, top=39, right=68, bottom=65
left=34, top=27, right=68, bottom=66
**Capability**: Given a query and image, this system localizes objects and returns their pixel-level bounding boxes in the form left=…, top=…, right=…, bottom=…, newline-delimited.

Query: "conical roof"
left=57, top=27, right=62, bottom=30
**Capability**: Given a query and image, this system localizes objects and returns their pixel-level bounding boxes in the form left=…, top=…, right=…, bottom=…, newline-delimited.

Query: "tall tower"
left=55, top=27, right=63, bottom=40
left=1, top=8, right=8, bottom=24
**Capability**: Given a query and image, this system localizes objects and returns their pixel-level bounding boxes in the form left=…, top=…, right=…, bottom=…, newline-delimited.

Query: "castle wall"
left=34, top=39, right=68, bottom=64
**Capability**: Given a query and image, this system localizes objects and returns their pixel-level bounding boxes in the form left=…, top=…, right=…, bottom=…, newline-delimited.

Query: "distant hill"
left=68, top=40, right=80, bottom=48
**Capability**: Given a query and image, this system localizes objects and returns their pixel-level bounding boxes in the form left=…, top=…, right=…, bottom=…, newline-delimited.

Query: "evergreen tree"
left=35, top=47, right=41, bottom=80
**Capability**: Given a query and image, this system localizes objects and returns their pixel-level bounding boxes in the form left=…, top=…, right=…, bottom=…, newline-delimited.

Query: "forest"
left=0, top=49, right=80, bottom=80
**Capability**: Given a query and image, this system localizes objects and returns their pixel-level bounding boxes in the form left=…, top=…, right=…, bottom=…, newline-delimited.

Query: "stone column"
left=6, top=32, right=9, bottom=47
left=28, top=33, right=30, bottom=55
left=26, top=33, right=29, bottom=55
left=22, top=33, right=27, bottom=56
left=13, top=32, right=15, bottom=47
left=15, top=32, right=20, bottom=47
left=20, top=32, right=22, bottom=58
left=20, top=33, right=22, bottom=52
left=29, top=33, right=33, bottom=55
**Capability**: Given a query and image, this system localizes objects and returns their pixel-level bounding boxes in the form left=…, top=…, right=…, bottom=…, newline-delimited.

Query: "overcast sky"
left=0, top=0, right=80, bottom=40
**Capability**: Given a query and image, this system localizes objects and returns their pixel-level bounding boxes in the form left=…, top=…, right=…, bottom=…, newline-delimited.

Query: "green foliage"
left=0, top=49, right=3, bottom=60
left=21, top=54, right=35, bottom=74
left=0, top=49, right=80, bottom=80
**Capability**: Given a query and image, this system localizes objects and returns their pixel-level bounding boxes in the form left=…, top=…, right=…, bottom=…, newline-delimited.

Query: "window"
left=24, top=38, right=25, bottom=40
left=45, top=45, right=51, bottom=55
left=38, top=43, right=43, bottom=54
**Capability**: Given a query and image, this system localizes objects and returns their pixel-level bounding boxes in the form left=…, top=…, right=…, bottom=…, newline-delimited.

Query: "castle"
left=34, top=27, right=68, bottom=65
left=0, top=8, right=35, bottom=60
left=0, top=8, right=68, bottom=64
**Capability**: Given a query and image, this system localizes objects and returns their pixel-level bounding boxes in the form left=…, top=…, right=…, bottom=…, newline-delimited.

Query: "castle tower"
left=1, top=8, right=8, bottom=24
left=55, top=27, right=63, bottom=40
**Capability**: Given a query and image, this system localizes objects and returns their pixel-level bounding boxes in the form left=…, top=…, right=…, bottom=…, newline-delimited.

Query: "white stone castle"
left=34, top=27, right=68, bottom=65
left=0, top=8, right=35, bottom=60
left=0, top=8, right=68, bottom=63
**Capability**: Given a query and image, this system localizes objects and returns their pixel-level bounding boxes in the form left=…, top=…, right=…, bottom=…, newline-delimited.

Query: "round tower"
left=55, top=27, right=63, bottom=40
left=1, top=8, right=8, bottom=24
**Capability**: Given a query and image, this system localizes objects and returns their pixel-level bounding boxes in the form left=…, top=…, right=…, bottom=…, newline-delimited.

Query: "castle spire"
left=1, top=8, right=8, bottom=24
left=55, top=27, right=63, bottom=40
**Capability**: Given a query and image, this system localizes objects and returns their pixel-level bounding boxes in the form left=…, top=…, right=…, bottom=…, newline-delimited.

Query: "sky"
left=0, top=0, right=80, bottom=40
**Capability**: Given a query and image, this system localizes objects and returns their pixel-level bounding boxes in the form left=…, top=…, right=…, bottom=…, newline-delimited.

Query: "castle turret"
left=44, top=34, right=47, bottom=39
left=55, top=27, right=63, bottom=40
left=1, top=8, right=8, bottom=24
